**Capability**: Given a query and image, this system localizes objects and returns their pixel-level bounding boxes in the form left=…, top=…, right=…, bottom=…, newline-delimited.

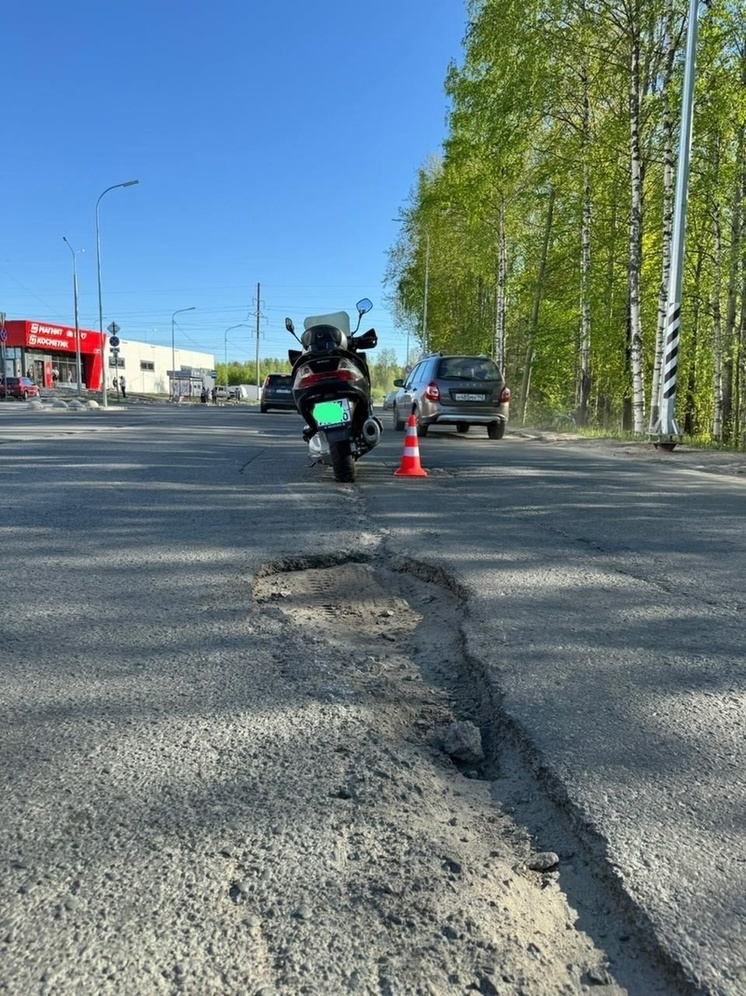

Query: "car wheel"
left=21, top=391, right=28, bottom=401
left=488, top=420, right=506, bottom=440
left=456, top=423, right=470, bottom=433
left=416, top=410, right=428, bottom=437
left=393, top=406, right=405, bottom=431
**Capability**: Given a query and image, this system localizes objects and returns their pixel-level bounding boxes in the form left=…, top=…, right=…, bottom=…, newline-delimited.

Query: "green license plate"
left=313, top=398, right=351, bottom=428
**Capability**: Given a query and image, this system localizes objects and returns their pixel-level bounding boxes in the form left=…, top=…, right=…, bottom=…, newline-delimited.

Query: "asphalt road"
left=1, top=401, right=744, bottom=995
left=370, top=420, right=746, bottom=996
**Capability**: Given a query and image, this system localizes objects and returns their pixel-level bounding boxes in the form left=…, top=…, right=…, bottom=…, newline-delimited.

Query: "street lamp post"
left=62, top=237, right=84, bottom=396
left=224, top=324, right=248, bottom=387
left=171, top=307, right=196, bottom=399
left=96, top=179, right=139, bottom=409
left=651, top=0, right=707, bottom=448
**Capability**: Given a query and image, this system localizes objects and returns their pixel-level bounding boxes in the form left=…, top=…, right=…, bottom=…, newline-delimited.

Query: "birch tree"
left=386, top=0, right=746, bottom=441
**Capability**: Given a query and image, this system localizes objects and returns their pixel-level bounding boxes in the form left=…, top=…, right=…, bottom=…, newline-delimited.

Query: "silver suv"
left=393, top=354, right=510, bottom=439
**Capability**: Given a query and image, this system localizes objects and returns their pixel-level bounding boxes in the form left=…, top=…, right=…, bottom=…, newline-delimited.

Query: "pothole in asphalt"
left=253, top=558, right=464, bottom=734
left=251, top=554, right=689, bottom=995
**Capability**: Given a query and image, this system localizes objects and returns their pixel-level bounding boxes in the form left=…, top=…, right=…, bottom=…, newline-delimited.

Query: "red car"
left=0, top=376, right=40, bottom=400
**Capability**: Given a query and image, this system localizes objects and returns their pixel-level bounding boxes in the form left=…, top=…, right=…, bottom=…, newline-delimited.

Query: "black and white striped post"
left=651, top=0, right=704, bottom=450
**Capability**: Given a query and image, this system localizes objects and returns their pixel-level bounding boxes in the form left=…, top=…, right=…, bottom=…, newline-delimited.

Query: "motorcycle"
left=285, top=298, right=383, bottom=482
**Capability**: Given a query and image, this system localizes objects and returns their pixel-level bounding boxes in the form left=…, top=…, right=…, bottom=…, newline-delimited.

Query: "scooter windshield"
left=303, top=311, right=351, bottom=335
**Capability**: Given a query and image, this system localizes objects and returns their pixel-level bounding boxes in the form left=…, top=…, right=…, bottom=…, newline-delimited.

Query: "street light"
left=171, top=307, right=196, bottom=399
left=651, top=0, right=708, bottom=448
left=224, top=323, right=248, bottom=387
left=95, top=179, right=139, bottom=409
left=62, top=237, right=85, bottom=396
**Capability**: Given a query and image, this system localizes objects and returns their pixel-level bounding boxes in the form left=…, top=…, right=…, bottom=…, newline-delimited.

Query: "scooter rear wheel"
left=330, top=439, right=355, bottom=482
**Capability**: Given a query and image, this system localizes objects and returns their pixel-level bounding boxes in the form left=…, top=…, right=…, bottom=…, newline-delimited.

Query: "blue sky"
left=2, top=1, right=467, bottom=367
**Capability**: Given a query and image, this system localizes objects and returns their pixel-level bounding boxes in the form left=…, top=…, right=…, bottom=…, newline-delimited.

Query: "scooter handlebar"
left=350, top=328, right=377, bottom=350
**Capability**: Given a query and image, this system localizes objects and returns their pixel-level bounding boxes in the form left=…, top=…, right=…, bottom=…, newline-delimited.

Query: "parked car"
left=260, top=374, right=295, bottom=412
left=392, top=354, right=510, bottom=439
left=214, top=386, right=232, bottom=401
left=0, top=376, right=40, bottom=401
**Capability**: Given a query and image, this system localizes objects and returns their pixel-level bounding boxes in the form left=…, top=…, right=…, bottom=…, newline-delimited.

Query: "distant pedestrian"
left=200, top=387, right=207, bottom=404
left=211, top=387, right=217, bottom=404
left=119, top=375, right=126, bottom=399
left=113, top=376, right=120, bottom=395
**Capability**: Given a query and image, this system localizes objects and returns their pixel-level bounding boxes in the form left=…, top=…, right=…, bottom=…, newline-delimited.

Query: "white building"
left=109, top=339, right=216, bottom=397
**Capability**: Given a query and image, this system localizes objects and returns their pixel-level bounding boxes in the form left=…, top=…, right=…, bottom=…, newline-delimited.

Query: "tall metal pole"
left=652, top=0, right=703, bottom=447
left=95, top=180, right=139, bottom=409
left=171, top=307, right=196, bottom=400
left=255, top=282, right=261, bottom=395
left=63, top=237, right=84, bottom=396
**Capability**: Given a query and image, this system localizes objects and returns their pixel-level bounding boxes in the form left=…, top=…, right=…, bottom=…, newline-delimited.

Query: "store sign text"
left=29, top=335, right=70, bottom=349
left=28, top=323, right=72, bottom=349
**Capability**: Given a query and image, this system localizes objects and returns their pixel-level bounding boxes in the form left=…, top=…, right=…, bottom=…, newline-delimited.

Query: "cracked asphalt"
left=0, top=402, right=744, bottom=995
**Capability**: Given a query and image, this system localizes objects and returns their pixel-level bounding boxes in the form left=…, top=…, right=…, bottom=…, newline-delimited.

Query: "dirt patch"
left=251, top=560, right=682, bottom=995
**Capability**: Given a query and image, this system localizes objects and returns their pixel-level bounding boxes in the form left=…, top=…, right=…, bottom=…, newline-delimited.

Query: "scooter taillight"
left=424, top=381, right=440, bottom=402
left=295, top=359, right=360, bottom=391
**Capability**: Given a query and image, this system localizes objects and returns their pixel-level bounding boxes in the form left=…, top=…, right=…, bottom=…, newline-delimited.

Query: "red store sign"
left=4, top=320, right=106, bottom=389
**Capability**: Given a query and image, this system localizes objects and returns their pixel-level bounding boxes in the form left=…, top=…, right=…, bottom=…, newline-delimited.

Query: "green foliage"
left=386, top=0, right=746, bottom=444
left=215, top=358, right=292, bottom=388
left=217, top=350, right=407, bottom=405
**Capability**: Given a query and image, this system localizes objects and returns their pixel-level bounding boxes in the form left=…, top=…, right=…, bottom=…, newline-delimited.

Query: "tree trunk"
left=739, top=136, right=746, bottom=448
left=740, top=267, right=746, bottom=449
left=628, top=20, right=646, bottom=434
left=649, top=15, right=677, bottom=432
left=712, top=200, right=723, bottom=441
left=519, top=187, right=555, bottom=424
left=623, top=293, right=633, bottom=431
left=494, top=196, right=507, bottom=373
left=603, top=195, right=619, bottom=426
left=684, top=247, right=703, bottom=436
left=729, top=122, right=745, bottom=444
left=577, top=67, right=592, bottom=428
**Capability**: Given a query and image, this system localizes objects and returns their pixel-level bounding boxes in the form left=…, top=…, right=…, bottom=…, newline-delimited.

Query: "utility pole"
left=62, top=238, right=84, bottom=396
left=255, top=282, right=261, bottom=396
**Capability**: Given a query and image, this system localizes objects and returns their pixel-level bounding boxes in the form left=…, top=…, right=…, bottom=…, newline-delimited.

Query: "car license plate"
left=313, top=398, right=351, bottom=428
left=276, top=389, right=291, bottom=394
left=454, top=393, right=485, bottom=402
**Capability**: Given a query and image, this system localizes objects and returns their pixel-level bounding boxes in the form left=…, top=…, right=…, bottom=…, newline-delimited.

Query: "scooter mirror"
left=285, top=317, right=295, bottom=334
left=356, top=298, right=373, bottom=316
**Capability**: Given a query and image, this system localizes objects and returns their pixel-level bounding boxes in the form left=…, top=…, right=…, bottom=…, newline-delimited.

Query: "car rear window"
left=268, top=375, right=291, bottom=385
left=437, top=358, right=500, bottom=381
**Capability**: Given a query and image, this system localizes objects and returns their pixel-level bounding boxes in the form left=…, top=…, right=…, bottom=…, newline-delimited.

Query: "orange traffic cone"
left=394, top=409, right=428, bottom=477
